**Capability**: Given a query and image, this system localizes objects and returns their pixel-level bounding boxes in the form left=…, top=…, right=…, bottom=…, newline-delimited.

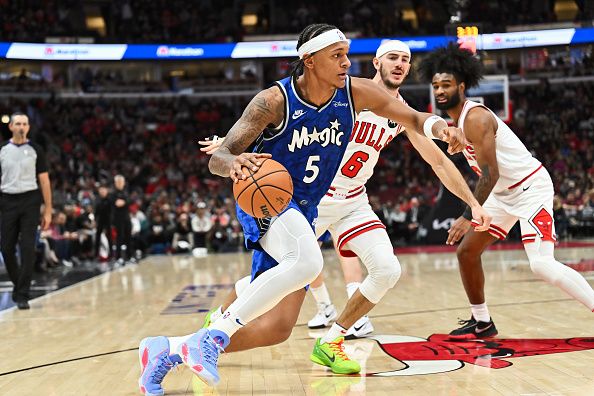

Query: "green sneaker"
left=201, top=309, right=216, bottom=328
left=310, top=336, right=361, bottom=374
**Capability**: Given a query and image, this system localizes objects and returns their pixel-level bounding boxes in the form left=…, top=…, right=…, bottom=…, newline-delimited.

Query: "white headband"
left=297, top=29, right=348, bottom=59
left=375, top=40, right=411, bottom=60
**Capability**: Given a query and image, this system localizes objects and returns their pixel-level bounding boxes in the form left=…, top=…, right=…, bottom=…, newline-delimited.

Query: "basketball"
left=233, top=158, right=293, bottom=218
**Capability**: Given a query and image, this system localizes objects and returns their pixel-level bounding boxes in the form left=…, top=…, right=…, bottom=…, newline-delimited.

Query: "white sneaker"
left=307, top=303, right=337, bottom=329
left=345, top=315, right=374, bottom=339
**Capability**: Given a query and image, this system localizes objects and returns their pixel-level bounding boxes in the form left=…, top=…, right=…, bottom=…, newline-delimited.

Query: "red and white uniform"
left=315, top=93, right=406, bottom=255
left=460, top=100, right=555, bottom=243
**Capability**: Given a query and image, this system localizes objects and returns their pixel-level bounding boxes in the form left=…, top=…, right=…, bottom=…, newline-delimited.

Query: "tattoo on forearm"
left=474, top=165, right=494, bottom=205
left=209, top=89, right=282, bottom=176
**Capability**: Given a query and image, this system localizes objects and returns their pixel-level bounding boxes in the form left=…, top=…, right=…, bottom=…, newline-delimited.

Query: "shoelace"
left=202, top=337, right=224, bottom=366
left=328, top=339, right=350, bottom=361
left=150, top=355, right=177, bottom=384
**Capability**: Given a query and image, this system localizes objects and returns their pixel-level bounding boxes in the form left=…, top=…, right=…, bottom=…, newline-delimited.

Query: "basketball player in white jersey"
left=307, top=40, right=413, bottom=337
left=196, top=40, right=491, bottom=373
left=418, top=43, right=594, bottom=339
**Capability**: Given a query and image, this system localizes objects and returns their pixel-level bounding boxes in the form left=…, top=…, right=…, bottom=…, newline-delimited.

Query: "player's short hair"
left=290, top=23, right=339, bottom=78
left=417, top=43, right=484, bottom=89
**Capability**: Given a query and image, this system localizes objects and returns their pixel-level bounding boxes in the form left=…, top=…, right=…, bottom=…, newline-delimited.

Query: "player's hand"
left=446, top=216, right=471, bottom=245
left=198, top=135, right=225, bottom=155
left=230, top=153, right=272, bottom=183
left=441, top=127, right=467, bottom=154
left=471, top=204, right=491, bottom=232
left=41, top=210, right=52, bottom=231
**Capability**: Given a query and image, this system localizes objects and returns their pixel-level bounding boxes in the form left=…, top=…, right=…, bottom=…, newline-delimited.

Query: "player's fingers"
left=231, top=163, right=248, bottom=181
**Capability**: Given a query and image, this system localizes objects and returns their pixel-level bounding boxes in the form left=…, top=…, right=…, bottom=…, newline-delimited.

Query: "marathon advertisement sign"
left=1, top=27, right=594, bottom=60
left=5, top=43, right=127, bottom=60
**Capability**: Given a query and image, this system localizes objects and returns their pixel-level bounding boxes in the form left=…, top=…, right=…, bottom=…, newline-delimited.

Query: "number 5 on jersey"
left=303, top=155, right=320, bottom=183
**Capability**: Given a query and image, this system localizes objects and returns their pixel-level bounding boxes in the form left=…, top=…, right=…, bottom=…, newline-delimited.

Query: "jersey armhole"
left=346, top=76, right=356, bottom=131
left=263, top=82, right=289, bottom=141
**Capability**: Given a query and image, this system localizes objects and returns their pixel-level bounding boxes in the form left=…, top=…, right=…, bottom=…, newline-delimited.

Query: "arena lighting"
left=1, top=115, right=9, bottom=124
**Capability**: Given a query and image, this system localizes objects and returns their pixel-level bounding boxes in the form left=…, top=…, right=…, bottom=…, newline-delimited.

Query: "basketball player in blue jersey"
left=138, top=24, right=491, bottom=394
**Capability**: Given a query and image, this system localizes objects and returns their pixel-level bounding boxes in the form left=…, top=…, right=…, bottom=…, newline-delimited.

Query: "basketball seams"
left=233, top=159, right=293, bottom=218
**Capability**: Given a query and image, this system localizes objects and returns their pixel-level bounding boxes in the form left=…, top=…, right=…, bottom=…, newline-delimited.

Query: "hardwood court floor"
left=1, top=245, right=594, bottom=395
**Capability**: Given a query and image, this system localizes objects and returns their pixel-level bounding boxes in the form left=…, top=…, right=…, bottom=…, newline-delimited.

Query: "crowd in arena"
left=1, top=0, right=592, bottom=44
left=1, top=74, right=593, bottom=269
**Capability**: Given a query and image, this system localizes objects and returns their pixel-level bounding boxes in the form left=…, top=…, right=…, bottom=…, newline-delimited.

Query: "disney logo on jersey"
left=333, top=101, right=348, bottom=108
left=288, top=119, right=345, bottom=153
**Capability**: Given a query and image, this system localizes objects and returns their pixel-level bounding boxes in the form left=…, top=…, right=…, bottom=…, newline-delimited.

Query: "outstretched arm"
left=405, top=130, right=491, bottom=231
left=209, top=86, right=284, bottom=182
left=351, top=77, right=467, bottom=153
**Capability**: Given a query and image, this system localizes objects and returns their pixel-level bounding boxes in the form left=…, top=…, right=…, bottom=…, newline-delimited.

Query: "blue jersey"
left=238, top=75, right=356, bottom=250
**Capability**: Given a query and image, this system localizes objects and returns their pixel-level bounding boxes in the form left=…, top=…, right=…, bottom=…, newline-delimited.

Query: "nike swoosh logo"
left=475, top=323, right=493, bottom=334
left=321, top=349, right=335, bottom=362
left=292, top=111, right=306, bottom=120
left=523, top=185, right=532, bottom=191
left=324, top=313, right=332, bottom=318
left=353, top=324, right=365, bottom=332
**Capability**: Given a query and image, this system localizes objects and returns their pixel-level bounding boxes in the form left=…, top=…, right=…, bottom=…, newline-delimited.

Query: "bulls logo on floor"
left=367, top=334, right=594, bottom=376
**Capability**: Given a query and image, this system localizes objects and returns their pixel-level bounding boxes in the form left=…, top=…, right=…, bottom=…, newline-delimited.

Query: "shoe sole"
left=307, top=313, right=338, bottom=329
left=310, top=353, right=361, bottom=375
left=448, top=330, right=498, bottom=341
left=180, top=342, right=219, bottom=387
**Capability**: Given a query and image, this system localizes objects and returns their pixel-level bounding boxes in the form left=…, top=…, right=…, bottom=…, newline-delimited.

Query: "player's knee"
left=296, top=242, right=324, bottom=283
left=528, top=257, right=560, bottom=285
left=360, top=248, right=401, bottom=303
left=457, top=243, right=477, bottom=265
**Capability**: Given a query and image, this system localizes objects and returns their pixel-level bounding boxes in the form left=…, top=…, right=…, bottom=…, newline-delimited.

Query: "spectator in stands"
left=172, top=212, right=194, bottom=253
left=192, top=201, right=213, bottom=250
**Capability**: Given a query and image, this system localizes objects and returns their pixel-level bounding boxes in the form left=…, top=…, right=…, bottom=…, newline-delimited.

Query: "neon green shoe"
left=201, top=309, right=216, bottom=329
left=310, top=337, right=361, bottom=374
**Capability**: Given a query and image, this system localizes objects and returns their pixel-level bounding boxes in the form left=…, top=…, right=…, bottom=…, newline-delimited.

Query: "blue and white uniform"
left=237, top=75, right=356, bottom=278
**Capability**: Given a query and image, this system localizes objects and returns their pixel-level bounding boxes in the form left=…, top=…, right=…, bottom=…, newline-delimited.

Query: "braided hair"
left=290, top=23, right=339, bottom=78
left=417, top=42, right=484, bottom=90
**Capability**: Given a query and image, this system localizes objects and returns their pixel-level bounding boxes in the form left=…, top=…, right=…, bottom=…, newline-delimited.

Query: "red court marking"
left=565, top=259, right=594, bottom=273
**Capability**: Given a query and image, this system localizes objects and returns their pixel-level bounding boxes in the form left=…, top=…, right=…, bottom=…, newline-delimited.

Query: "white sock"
left=209, top=310, right=244, bottom=338
left=471, top=303, right=491, bottom=322
left=210, top=305, right=223, bottom=322
left=168, top=335, right=192, bottom=355
left=346, top=282, right=360, bottom=299
left=321, top=323, right=347, bottom=343
left=311, top=283, right=332, bottom=306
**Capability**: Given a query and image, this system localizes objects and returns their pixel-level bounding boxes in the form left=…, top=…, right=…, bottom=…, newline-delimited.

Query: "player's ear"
left=303, top=54, right=315, bottom=70
left=372, top=57, right=380, bottom=71
left=459, top=81, right=466, bottom=95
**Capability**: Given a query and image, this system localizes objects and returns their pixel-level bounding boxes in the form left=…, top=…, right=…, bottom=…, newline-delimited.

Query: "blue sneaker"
left=138, top=336, right=182, bottom=396
left=180, top=329, right=226, bottom=386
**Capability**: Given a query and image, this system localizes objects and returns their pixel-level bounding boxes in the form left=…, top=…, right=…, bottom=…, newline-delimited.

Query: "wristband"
left=423, top=115, right=444, bottom=139
left=462, top=206, right=473, bottom=221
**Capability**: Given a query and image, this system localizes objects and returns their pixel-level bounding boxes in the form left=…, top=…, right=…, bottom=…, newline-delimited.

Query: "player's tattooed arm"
left=461, top=107, right=500, bottom=219
left=209, top=86, right=284, bottom=182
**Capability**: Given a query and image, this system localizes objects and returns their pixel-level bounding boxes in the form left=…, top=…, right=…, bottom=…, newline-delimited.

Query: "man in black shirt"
left=0, top=112, right=53, bottom=309
left=112, top=175, right=131, bottom=264
left=94, top=184, right=112, bottom=259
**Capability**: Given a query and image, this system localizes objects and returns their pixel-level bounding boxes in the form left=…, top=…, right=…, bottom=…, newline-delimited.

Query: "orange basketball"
left=233, top=158, right=293, bottom=218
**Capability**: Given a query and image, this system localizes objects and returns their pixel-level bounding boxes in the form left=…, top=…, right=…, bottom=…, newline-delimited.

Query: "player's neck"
left=297, top=74, right=337, bottom=106
left=447, top=101, right=466, bottom=126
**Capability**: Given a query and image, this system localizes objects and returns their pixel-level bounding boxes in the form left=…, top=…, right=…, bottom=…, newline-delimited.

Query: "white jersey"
left=324, top=92, right=407, bottom=200
left=459, top=100, right=542, bottom=194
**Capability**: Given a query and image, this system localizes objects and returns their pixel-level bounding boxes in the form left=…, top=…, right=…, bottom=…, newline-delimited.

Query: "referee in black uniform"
left=0, top=112, right=52, bottom=310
